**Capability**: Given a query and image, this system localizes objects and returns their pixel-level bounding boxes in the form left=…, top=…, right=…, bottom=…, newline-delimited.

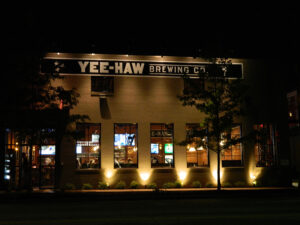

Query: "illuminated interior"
left=4, top=128, right=56, bottom=188
left=114, top=123, right=138, bottom=168
left=222, top=125, right=242, bottom=167
left=186, top=124, right=209, bottom=167
left=76, top=123, right=101, bottom=169
left=150, top=123, right=174, bottom=168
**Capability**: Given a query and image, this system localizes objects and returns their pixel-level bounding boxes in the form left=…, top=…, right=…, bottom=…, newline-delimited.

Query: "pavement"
left=1, top=187, right=299, bottom=202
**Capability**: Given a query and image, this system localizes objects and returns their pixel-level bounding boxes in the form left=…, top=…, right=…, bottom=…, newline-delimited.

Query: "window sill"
left=222, top=166, right=244, bottom=168
left=189, top=167, right=210, bottom=170
left=222, top=167, right=245, bottom=171
left=75, top=169, right=100, bottom=174
left=151, top=167, right=174, bottom=169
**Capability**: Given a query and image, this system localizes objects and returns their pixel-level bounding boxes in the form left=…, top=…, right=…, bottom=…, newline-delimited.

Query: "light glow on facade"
left=139, top=172, right=150, bottom=183
left=105, top=170, right=113, bottom=179
left=178, top=171, right=187, bottom=183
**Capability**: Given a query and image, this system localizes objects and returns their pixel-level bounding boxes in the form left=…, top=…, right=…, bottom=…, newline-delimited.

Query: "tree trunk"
left=217, top=144, right=221, bottom=191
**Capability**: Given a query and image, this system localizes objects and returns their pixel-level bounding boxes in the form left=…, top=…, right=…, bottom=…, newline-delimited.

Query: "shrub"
left=162, top=182, right=176, bottom=189
left=130, top=180, right=140, bottom=189
left=63, top=183, right=76, bottom=190
left=115, top=181, right=126, bottom=189
left=98, top=181, right=109, bottom=189
left=192, top=181, right=202, bottom=188
left=206, top=183, right=214, bottom=188
left=146, top=182, right=158, bottom=189
left=82, top=183, right=93, bottom=190
left=234, top=181, right=247, bottom=187
left=222, top=181, right=232, bottom=188
left=174, top=181, right=182, bottom=188
left=254, top=180, right=262, bottom=187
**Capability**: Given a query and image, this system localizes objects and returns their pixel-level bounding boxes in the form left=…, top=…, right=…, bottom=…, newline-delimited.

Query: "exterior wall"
left=49, top=54, right=291, bottom=188
left=290, top=131, right=300, bottom=176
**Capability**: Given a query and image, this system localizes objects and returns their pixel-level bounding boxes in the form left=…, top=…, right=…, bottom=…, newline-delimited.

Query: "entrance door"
left=3, top=129, right=56, bottom=190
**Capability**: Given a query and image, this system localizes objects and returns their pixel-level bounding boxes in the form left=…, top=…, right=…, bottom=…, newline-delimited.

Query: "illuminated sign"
left=164, top=143, right=173, bottom=154
left=42, top=59, right=243, bottom=78
left=151, top=143, right=159, bottom=154
left=41, top=145, right=56, bottom=155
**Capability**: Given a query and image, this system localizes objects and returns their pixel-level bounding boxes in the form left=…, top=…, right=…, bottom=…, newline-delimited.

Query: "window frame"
left=221, top=124, right=244, bottom=168
left=75, top=123, right=101, bottom=170
left=150, top=123, right=175, bottom=168
left=254, top=123, right=277, bottom=168
left=113, top=123, right=138, bottom=169
left=186, top=123, right=210, bottom=168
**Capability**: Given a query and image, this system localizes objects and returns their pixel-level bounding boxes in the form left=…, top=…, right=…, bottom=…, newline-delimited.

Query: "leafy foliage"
left=2, top=52, right=89, bottom=189
left=63, top=183, right=76, bottom=190
left=146, top=182, right=158, bottom=189
left=179, top=73, right=248, bottom=152
left=98, top=181, right=109, bottom=189
left=191, top=181, right=202, bottom=188
left=82, top=183, right=93, bottom=190
left=178, top=58, right=250, bottom=190
left=130, top=180, right=140, bottom=189
left=115, top=181, right=126, bottom=189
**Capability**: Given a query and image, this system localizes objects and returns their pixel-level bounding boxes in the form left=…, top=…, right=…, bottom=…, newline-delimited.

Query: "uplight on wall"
left=212, top=170, right=223, bottom=182
left=105, top=170, right=113, bottom=179
left=249, top=172, right=257, bottom=186
left=249, top=173, right=256, bottom=180
left=139, top=172, right=150, bottom=183
left=104, top=170, right=115, bottom=186
left=178, top=171, right=187, bottom=183
left=248, top=167, right=262, bottom=186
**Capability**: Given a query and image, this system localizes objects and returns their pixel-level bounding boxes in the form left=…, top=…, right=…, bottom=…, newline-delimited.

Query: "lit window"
left=114, top=123, right=138, bottom=168
left=76, top=123, right=101, bottom=169
left=186, top=124, right=209, bottom=167
left=221, top=125, right=243, bottom=167
left=150, top=123, right=174, bottom=168
left=254, top=124, right=277, bottom=167
left=4, top=128, right=56, bottom=187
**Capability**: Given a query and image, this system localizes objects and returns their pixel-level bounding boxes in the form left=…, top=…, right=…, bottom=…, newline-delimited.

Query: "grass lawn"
left=1, top=193, right=300, bottom=225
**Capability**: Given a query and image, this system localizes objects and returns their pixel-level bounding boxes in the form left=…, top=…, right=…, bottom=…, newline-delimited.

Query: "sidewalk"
left=1, top=187, right=298, bottom=202
left=33, top=186, right=295, bottom=193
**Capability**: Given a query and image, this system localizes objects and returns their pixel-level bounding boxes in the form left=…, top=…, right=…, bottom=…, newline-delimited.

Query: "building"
left=0, top=53, right=292, bottom=189
left=287, top=74, right=300, bottom=186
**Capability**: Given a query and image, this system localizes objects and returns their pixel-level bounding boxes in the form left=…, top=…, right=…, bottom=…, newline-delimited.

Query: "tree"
left=1, top=51, right=89, bottom=190
left=178, top=58, right=249, bottom=191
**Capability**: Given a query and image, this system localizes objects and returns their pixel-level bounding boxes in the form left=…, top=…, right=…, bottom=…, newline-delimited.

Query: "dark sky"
left=1, top=5, right=299, bottom=91
left=3, top=6, right=299, bottom=58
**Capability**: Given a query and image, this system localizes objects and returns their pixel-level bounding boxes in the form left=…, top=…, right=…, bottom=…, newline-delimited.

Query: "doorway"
left=3, top=129, right=56, bottom=189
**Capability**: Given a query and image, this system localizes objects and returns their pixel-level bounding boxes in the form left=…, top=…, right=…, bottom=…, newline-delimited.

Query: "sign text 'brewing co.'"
left=42, top=58, right=243, bottom=78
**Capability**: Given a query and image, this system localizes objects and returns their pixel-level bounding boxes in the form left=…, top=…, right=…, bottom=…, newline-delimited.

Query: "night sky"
left=3, top=6, right=298, bottom=58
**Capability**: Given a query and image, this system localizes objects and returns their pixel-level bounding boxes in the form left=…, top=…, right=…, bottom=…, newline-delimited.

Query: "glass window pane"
left=151, top=123, right=174, bottom=168
left=254, top=124, right=276, bottom=167
left=186, top=124, right=209, bottom=167
left=76, top=123, right=101, bottom=169
left=114, top=123, right=138, bottom=168
left=221, top=125, right=243, bottom=167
